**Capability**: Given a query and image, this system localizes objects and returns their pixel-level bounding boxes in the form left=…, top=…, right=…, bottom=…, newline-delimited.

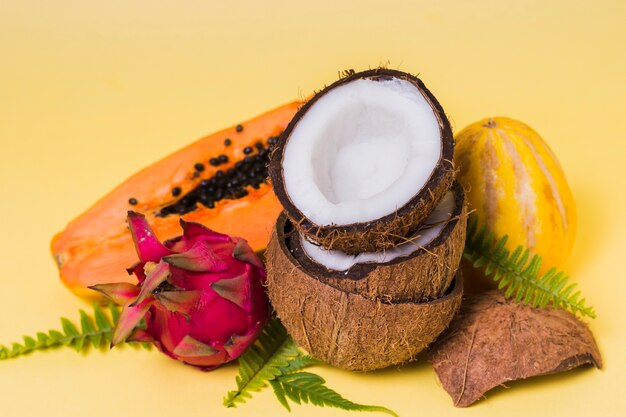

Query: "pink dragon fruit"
left=90, top=211, right=269, bottom=370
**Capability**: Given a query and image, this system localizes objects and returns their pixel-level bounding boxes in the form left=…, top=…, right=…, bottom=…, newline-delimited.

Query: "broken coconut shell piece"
left=428, top=291, right=602, bottom=407
left=269, top=68, right=455, bottom=254
left=287, top=182, right=467, bottom=302
left=266, top=218, right=464, bottom=371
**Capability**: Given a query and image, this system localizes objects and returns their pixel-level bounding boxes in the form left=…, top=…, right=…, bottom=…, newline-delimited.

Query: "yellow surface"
left=1, top=1, right=625, bottom=416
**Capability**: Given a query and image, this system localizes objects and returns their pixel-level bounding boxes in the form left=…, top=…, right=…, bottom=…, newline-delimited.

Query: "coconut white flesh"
left=300, top=191, right=455, bottom=271
left=283, top=77, right=441, bottom=226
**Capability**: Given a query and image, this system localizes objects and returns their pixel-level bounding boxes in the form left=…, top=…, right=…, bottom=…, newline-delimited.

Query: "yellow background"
left=1, top=1, right=625, bottom=416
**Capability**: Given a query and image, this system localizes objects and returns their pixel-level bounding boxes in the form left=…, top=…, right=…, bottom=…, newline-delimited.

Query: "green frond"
left=464, top=217, right=596, bottom=318
left=272, top=372, right=399, bottom=417
left=269, top=379, right=291, bottom=411
left=223, top=317, right=302, bottom=408
left=279, top=355, right=319, bottom=374
left=0, top=304, right=152, bottom=360
left=224, top=319, right=401, bottom=415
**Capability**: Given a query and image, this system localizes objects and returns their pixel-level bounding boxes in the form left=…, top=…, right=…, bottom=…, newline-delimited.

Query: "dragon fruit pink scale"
left=90, top=211, right=269, bottom=370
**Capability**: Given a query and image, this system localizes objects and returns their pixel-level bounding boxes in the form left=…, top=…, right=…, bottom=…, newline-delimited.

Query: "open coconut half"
left=269, top=69, right=455, bottom=254
left=266, top=215, right=464, bottom=371
left=286, top=182, right=467, bottom=302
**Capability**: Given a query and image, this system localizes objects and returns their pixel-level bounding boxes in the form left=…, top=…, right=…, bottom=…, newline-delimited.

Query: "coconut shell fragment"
left=269, top=68, right=455, bottom=254
left=266, top=215, right=464, bottom=371
left=428, top=291, right=602, bottom=407
left=287, top=182, right=467, bottom=302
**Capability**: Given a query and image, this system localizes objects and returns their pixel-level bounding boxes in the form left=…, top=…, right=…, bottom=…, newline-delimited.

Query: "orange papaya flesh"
left=52, top=102, right=301, bottom=301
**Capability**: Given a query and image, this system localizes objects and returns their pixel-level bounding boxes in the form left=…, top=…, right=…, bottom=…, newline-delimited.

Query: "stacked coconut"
left=266, top=69, right=467, bottom=371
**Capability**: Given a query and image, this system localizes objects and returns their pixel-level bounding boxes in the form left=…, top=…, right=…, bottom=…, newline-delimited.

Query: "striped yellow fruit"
left=454, top=117, right=576, bottom=271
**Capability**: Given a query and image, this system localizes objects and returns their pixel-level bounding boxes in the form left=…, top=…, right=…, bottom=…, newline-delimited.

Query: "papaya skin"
left=52, top=102, right=300, bottom=301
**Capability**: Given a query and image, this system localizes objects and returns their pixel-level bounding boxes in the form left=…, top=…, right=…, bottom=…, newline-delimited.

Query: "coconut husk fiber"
left=285, top=182, right=467, bottom=302
left=266, top=218, right=464, bottom=371
left=428, top=291, right=602, bottom=407
left=268, top=68, right=455, bottom=254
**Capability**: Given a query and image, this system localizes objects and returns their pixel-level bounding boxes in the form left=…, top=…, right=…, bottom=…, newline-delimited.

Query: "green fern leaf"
left=0, top=304, right=152, bottom=361
left=279, top=355, right=318, bottom=374
left=81, top=309, right=101, bottom=347
left=464, top=217, right=596, bottom=318
left=110, top=304, right=121, bottom=324
left=223, top=317, right=301, bottom=407
left=23, top=336, right=36, bottom=350
left=269, top=379, right=291, bottom=411
left=48, top=330, right=65, bottom=343
left=94, top=305, right=112, bottom=331
left=272, top=372, right=399, bottom=416
left=224, top=319, right=401, bottom=415
left=61, top=317, right=79, bottom=338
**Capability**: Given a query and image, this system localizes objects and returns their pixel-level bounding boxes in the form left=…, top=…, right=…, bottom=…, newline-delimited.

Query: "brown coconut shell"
left=428, top=291, right=602, bottom=407
left=266, top=218, right=464, bottom=371
left=269, top=68, right=455, bottom=254
left=285, top=182, right=467, bottom=302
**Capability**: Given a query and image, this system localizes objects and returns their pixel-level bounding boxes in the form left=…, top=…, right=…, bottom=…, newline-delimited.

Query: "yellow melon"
left=455, top=117, right=576, bottom=272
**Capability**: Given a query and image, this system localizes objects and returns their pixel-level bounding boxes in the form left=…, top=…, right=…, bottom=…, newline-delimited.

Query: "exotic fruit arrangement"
left=266, top=69, right=467, bottom=371
left=2, top=67, right=602, bottom=415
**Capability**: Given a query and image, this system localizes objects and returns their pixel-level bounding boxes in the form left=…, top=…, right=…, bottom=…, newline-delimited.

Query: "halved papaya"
left=52, top=102, right=300, bottom=301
